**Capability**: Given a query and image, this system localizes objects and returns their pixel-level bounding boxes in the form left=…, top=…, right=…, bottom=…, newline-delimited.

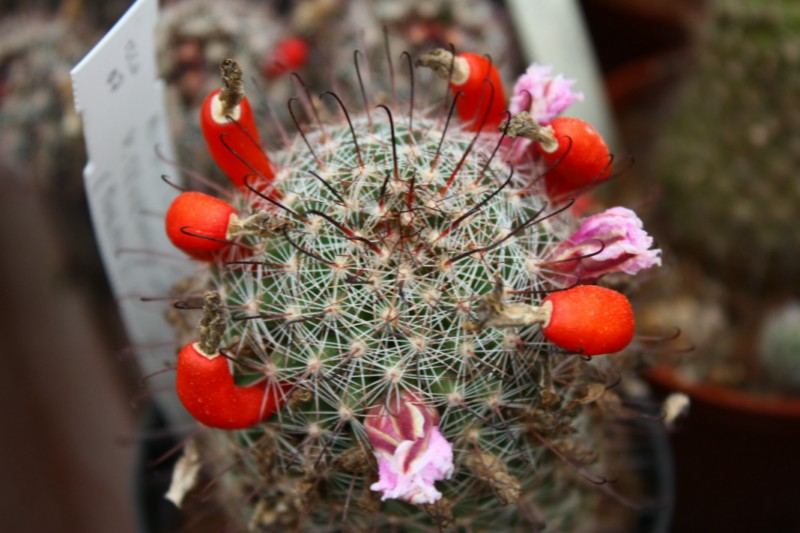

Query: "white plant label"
left=72, top=0, right=192, bottom=424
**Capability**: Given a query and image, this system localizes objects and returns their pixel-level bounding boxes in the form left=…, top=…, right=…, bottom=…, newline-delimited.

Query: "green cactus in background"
left=758, top=302, right=800, bottom=394
left=652, top=0, right=800, bottom=293
left=157, top=43, right=663, bottom=531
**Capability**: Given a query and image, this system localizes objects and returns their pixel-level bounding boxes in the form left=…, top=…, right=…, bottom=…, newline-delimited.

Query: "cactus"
left=158, top=48, right=662, bottom=531
left=758, top=302, right=800, bottom=393
left=0, top=11, right=115, bottom=294
left=0, top=12, right=95, bottom=191
left=652, top=0, right=800, bottom=293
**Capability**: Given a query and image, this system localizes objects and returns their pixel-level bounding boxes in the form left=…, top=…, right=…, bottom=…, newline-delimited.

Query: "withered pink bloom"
left=509, top=63, right=584, bottom=125
left=546, top=207, right=661, bottom=284
left=504, top=64, right=584, bottom=165
left=364, top=393, right=453, bottom=505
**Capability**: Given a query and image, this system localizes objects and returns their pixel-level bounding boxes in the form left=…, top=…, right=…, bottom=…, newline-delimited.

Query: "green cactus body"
left=165, top=53, right=653, bottom=531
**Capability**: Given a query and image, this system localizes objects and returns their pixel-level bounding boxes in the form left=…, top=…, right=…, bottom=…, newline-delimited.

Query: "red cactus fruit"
left=542, top=285, right=634, bottom=356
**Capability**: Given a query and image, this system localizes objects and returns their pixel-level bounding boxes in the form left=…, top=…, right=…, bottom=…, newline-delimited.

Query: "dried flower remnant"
left=464, top=452, right=521, bottom=506
left=364, top=393, right=454, bottom=504
left=504, top=64, right=583, bottom=162
left=164, top=439, right=202, bottom=508
left=546, top=207, right=662, bottom=285
left=662, top=393, right=690, bottom=429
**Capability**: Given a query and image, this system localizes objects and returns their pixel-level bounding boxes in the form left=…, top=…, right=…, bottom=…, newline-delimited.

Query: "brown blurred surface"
left=0, top=181, right=139, bottom=533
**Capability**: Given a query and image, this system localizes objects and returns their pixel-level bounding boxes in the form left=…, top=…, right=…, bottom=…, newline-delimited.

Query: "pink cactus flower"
left=545, top=207, right=661, bottom=284
left=364, top=393, right=453, bottom=505
left=504, top=63, right=584, bottom=165
left=509, top=64, right=584, bottom=125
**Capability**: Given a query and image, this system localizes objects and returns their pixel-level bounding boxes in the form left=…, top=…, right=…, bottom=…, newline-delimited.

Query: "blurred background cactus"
left=157, top=0, right=522, bottom=185
left=634, top=0, right=800, bottom=388
left=0, top=9, right=113, bottom=298
left=629, top=1, right=800, bottom=530
left=757, top=302, right=800, bottom=395
left=0, top=12, right=89, bottom=190
left=651, top=0, right=800, bottom=294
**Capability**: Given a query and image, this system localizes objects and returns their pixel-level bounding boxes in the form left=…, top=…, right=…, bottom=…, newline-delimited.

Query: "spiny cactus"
left=158, top=47, right=662, bottom=531
left=652, top=0, right=800, bottom=293
left=758, top=302, right=800, bottom=394
left=0, top=11, right=114, bottom=294
left=0, top=12, right=95, bottom=191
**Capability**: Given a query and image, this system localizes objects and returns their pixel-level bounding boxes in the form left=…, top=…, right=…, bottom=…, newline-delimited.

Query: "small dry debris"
left=464, top=451, right=521, bottom=506
left=421, top=497, right=455, bottom=530
left=164, top=439, right=202, bottom=508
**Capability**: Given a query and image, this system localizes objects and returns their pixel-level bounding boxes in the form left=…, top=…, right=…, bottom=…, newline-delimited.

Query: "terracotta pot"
left=645, top=365, right=800, bottom=533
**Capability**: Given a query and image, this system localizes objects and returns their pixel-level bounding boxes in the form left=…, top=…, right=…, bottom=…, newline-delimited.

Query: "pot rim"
left=644, top=364, right=800, bottom=419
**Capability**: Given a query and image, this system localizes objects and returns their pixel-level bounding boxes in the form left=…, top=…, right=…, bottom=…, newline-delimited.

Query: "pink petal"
left=369, top=427, right=454, bottom=505
left=510, top=63, right=584, bottom=125
left=546, top=207, right=661, bottom=284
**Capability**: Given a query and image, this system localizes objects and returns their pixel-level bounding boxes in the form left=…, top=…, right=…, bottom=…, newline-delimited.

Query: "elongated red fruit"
left=418, top=49, right=506, bottom=131
left=165, top=191, right=236, bottom=260
left=538, top=117, right=612, bottom=201
left=541, top=285, right=634, bottom=356
left=176, top=342, right=285, bottom=429
left=201, top=89, right=275, bottom=191
left=451, top=52, right=506, bottom=130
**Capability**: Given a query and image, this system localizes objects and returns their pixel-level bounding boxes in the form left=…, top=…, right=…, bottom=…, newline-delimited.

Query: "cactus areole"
left=158, top=54, right=660, bottom=531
